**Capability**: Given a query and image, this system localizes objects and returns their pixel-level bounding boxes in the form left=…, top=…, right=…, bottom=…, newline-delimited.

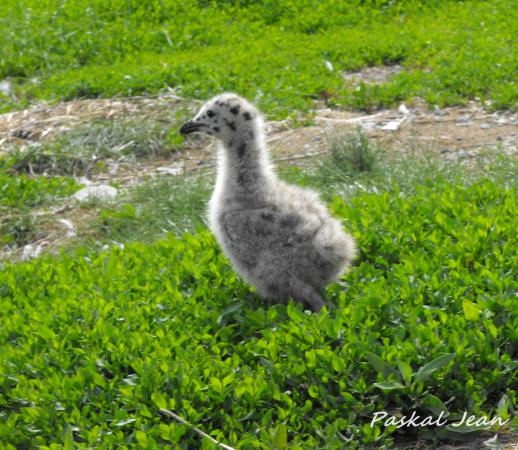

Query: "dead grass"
left=0, top=93, right=197, bottom=148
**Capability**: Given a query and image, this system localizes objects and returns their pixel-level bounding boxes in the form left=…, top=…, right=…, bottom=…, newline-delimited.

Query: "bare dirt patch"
left=276, top=100, right=517, bottom=163
left=343, top=64, right=405, bottom=86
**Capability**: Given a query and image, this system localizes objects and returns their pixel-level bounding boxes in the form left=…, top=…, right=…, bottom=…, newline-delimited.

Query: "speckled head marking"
left=180, top=93, right=260, bottom=150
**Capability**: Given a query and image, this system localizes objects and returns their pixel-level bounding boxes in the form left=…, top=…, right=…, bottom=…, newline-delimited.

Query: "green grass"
left=318, top=129, right=383, bottom=177
left=1, top=0, right=517, bottom=116
left=1, top=171, right=516, bottom=448
left=94, top=173, right=212, bottom=243
left=309, top=136, right=518, bottom=199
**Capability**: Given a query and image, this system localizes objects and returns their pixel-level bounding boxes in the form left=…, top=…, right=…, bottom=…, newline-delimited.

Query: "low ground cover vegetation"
left=1, top=146, right=516, bottom=448
left=1, top=0, right=516, bottom=116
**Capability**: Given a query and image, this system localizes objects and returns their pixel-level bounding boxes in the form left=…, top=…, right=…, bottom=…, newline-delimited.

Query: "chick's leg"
left=289, top=278, right=327, bottom=312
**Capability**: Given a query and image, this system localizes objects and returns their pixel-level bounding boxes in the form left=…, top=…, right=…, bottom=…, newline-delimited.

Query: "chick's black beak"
left=180, top=120, right=201, bottom=135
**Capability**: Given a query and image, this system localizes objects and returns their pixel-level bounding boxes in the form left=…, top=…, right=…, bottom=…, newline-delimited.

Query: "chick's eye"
left=207, top=110, right=215, bottom=118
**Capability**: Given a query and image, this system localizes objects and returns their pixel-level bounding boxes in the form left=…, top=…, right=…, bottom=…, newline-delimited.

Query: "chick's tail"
left=314, top=219, right=357, bottom=271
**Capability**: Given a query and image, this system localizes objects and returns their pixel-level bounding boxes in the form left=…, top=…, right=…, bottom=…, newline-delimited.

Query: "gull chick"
left=180, top=93, right=356, bottom=311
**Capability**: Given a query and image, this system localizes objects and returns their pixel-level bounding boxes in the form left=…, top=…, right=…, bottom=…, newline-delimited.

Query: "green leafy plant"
left=1, top=176, right=515, bottom=448
left=368, top=352, right=455, bottom=415
left=0, top=173, right=79, bottom=208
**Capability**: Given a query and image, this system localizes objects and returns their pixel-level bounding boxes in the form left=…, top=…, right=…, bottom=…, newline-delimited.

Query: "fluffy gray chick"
left=180, top=93, right=356, bottom=311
